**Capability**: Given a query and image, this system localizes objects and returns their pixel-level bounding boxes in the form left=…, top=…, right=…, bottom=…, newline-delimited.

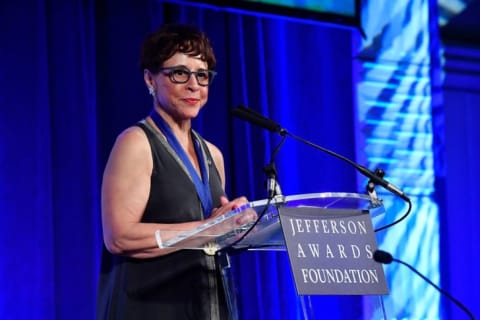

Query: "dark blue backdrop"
left=1, top=0, right=479, bottom=319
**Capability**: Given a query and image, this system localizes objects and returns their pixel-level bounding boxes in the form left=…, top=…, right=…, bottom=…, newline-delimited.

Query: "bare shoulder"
left=105, top=125, right=152, bottom=174
left=116, top=125, right=148, bottom=146
left=112, top=126, right=150, bottom=155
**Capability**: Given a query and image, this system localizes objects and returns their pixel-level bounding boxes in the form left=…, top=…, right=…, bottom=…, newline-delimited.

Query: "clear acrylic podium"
left=155, top=192, right=387, bottom=319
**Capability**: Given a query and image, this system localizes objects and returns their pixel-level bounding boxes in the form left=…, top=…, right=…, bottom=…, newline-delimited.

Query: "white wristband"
left=154, top=230, right=163, bottom=248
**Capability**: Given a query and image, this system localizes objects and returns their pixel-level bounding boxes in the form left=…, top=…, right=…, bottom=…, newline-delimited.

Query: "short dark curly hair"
left=140, top=24, right=216, bottom=73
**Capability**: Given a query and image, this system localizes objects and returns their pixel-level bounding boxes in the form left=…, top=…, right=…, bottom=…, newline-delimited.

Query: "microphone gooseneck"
left=374, top=250, right=475, bottom=320
left=282, top=124, right=413, bottom=232
left=285, top=130, right=411, bottom=203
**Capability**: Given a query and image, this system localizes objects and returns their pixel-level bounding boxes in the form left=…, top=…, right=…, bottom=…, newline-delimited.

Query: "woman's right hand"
left=208, top=196, right=257, bottom=225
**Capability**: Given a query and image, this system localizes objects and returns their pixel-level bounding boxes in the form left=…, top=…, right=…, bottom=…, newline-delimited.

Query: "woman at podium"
left=96, top=24, right=250, bottom=320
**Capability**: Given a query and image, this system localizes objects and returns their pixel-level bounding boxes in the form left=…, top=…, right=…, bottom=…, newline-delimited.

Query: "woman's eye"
left=173, top=69, right=186, bottom=76
left=197, top=71, right=208, bottom=79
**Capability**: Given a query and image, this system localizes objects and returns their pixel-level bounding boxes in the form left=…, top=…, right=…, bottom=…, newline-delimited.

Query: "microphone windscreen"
left=373, top=250, right=394, bottom=264
left=231, top=105, right=281, bottom=133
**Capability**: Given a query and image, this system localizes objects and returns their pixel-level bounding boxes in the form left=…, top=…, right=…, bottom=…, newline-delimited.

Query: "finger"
left=233, top=207, right=256, bottom=224
left=219, top=195, right=229, bottom=206
left=231, top=196, right=249, bottom=210
left=235, top=196, right=248, bottom=204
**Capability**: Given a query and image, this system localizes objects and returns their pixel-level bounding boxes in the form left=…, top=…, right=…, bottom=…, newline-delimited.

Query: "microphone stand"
left=365, top=168, right=385, bottom=208
left=263, top=162, right=282, bottom=200
left=263, top=131, right=287, bottom=201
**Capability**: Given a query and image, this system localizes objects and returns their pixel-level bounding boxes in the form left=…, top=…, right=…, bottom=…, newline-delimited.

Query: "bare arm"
left=101, top=127, right=246, bottom=259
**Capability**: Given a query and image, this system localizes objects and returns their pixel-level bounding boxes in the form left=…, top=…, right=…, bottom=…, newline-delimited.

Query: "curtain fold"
left=0, top=1, right=56, bottom=318
left=1, top=0, right=100, bottom=319
left=441, top=44, right=480, bottom=319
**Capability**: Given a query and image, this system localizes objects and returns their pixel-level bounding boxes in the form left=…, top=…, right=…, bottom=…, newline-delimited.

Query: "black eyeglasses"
left=158, top=66, right=217, bottom=86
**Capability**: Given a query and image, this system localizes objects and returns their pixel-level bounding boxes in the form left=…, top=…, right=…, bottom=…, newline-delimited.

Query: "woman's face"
left=148, top=52, right=210, bottom=121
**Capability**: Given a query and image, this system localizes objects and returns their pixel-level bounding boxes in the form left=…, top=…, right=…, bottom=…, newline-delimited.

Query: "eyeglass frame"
left=157, top=65, right=217, bottom=87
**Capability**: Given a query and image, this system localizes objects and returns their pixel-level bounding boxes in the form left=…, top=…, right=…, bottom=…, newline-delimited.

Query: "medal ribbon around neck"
left=150, top=110, right=213, bottom=218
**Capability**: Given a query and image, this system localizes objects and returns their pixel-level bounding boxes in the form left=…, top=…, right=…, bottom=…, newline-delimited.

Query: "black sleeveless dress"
left=97, top=120, right=229, bottom=320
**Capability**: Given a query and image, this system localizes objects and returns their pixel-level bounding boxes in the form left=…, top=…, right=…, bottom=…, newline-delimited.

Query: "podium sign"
left=278, top=207, right=389, bottom=295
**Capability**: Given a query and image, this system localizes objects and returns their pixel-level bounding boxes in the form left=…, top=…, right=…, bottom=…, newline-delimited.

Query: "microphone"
left=373, top=249, right=394, bottom=264
left=373, top=250, right=475, bottom=320
left=230, top=105, right=410, bottom=203
left=230, top=105, right=285, bottom=134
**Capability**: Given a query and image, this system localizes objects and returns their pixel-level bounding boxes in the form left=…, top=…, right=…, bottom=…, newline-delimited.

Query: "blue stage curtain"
left=439, top=43, right=480, bottom=320
left=0, top=0, right=101, bottom=319
left=2, top=0, right=479, bottom=319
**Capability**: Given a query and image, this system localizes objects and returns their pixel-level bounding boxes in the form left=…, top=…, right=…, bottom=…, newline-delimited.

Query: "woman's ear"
left=143, top=69, right=154, bottom=88
left=144, top=69, right=156, bottom=96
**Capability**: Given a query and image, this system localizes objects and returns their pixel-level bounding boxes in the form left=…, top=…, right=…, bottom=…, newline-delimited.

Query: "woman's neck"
left=149, top=108, right=192, bottom=146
